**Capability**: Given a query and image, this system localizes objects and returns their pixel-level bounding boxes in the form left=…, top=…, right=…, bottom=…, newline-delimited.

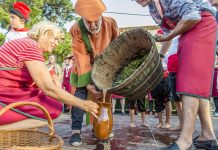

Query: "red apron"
left=176, top=12, right=217, bottom=98
left=0, top=68, right=63, bottom=125
left=62, top=66, right=73, bottom=92
left=158, top=0, right=217, bottom=98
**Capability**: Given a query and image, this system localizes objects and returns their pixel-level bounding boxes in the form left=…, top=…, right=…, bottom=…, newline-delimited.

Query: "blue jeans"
left=71, top=87, right=88, bottom=131
left=214, top=97, right=218, bottom=113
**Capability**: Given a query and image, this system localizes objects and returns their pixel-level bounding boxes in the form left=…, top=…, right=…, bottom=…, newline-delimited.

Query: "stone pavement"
left=48, top=113, right=218, bottom=150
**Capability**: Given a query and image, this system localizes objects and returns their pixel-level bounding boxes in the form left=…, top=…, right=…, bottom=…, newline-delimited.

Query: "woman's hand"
left=155, top=19, right=200, bottom=43
left=81, top=100, right=99, bottom=118
left=86, top=84, right=103, bottom=100
left=25, top=60, right=99, bottom=115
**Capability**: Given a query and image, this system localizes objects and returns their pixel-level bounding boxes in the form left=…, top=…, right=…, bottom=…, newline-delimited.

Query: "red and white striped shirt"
left=0, top=37, right=44, bottom=68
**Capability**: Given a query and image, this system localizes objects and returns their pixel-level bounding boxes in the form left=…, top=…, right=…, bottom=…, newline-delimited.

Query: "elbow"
left=41, top=85, right=57, bottom=97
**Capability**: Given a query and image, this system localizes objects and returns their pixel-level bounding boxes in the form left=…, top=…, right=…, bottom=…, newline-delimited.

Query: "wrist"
left=169, top=31, right=176, bottom=40
left=76, top=98, right=85, bottom=109
left=86, top=84, right=94, bottom=91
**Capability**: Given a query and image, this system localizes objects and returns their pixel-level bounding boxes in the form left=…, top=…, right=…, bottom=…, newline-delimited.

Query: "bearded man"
left=69, top=0, right=119, bottom=146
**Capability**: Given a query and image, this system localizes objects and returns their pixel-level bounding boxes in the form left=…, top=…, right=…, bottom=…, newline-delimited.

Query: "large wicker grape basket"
left=0, top=102, right=63, bottom=150
left=92, top=28, right=163, bottom=99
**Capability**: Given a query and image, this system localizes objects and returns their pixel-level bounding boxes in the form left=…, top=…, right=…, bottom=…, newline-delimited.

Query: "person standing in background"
left=112, top=94, right=126, bottom=115
left=62, top=54, right=74, bottom=113
left=46, top=54, right=62, bottom=80
left=164, top=35, right=183, bottom=131
left=4, top=2, right=31, bottom=43
left=129, top=97, right=148, bottom=128
left=151, top=59, right=172, bottom=129
left=147, top=93, right=155, bottom=115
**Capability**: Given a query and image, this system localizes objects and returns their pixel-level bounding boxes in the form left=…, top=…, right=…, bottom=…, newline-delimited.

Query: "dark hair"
left=10, top=9, right=28, bottom=23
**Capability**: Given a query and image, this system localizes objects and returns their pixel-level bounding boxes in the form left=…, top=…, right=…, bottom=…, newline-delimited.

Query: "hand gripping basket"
left=92, top=28, right=163, bottom=99
left=0, top=102, right=63, bottom=150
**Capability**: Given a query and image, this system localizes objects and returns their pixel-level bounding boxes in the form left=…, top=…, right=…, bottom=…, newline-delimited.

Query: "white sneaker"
left=70, top=133, right=82, bottom=146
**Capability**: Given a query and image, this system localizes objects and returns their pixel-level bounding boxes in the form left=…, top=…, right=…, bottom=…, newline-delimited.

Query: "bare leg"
left=0, top=119, right=47, bottom=130
left=163, top=101, right=171, bottom=129
left=129, top=108, right=136, bottom=127
left=156, top=111, right=163, bottom=128
left=197, top=98, right=217, bottom=141
left=176, top=95, right=199, bottom=149
left=176, top=101, right=183, bottom=126
left=112, top=98, right=116, bottom=114
left=140, top=112, right=148, bottom=126
left=170, top=101, right=183, bottom=131
left=120, top=98, right=125, bottom=113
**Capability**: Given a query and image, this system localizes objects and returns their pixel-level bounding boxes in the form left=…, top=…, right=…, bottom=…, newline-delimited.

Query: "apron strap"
left=78, top=19, right=93, bottom=54
left=0, top=67, right=19, bottom=70
left=78, top=19, right=95, bottom=64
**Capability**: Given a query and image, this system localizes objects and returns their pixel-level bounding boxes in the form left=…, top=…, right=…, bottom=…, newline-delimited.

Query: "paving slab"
left=46, top=114, right=218, bottom=150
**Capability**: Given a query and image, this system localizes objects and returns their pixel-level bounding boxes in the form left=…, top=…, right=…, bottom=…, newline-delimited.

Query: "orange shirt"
left=70, top=16, right=119, bottom=87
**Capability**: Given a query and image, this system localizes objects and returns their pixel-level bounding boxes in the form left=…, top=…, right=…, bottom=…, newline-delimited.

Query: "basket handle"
left=0, top=102, right=55, bottom=138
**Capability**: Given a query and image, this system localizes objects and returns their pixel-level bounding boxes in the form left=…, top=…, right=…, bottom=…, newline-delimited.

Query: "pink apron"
left=0, top=68, right=63, bottom=125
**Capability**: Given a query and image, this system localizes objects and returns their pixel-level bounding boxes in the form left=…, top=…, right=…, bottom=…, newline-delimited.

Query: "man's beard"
left=83, top=17, right=102, bottom=34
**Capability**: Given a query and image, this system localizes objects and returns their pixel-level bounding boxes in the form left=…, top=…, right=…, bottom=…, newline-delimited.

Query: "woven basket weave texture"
left=0, top=102, right=63, bottom=150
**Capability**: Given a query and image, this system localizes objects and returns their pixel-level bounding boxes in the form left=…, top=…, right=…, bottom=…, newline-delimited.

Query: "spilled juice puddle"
left=154, top=133, right=176, bottom=145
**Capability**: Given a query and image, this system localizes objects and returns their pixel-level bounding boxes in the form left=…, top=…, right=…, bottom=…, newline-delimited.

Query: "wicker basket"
left=92, top=28, right=163, bottom=99
left=0, top=102, right=64, bottom=150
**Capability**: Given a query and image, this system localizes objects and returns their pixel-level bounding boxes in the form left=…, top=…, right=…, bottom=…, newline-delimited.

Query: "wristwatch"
left=159, top=53, right=165, bottom=58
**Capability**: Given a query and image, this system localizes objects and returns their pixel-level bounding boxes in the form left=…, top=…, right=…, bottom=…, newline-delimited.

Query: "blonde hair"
left=27, top=21, right=64, bottom=41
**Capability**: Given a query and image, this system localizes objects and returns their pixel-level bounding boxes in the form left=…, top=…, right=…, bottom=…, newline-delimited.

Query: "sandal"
left=160, top=143, right=196, bottom=150
left=141, top=123, right=149, bottom=127
left=159, top=142, right=180, bottom=150
left=192, top=135, right=200, bottom=142
left=194, top=139, right=218, bottom=150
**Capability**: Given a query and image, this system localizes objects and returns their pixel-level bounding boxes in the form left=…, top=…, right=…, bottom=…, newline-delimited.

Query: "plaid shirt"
left=148, top=0, right=216, bottom=33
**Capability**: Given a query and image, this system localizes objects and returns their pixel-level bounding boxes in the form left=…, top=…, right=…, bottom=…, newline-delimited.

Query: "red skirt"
left=176, top=11, right=217, bottom=98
